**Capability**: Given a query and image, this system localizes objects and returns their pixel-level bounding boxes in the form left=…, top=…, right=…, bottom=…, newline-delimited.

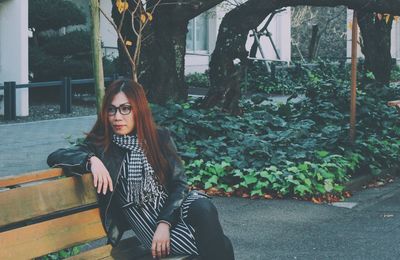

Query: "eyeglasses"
left=107, top=104, right=132, bottom=116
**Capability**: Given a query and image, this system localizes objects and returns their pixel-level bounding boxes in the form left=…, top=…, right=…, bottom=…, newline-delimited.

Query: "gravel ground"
left=0, top=99, right=97, bottom=125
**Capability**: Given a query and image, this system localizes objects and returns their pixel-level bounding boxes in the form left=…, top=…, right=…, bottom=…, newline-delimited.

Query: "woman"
left=47, top=80, right=234, bottom=260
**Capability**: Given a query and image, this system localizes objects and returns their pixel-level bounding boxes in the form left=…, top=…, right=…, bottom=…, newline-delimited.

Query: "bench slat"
left=0, top=174, right=97, bottom=227
left=388, top=100, right=400, bottom=107
left=0, top=168, right=63, bottom=188
left=0, top=208, right=106, bottom=260
left=68, top=235, right=192, bottom=260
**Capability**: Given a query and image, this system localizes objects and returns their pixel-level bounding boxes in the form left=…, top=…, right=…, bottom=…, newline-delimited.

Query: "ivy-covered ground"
left=154, top=62, right=400, bottom=201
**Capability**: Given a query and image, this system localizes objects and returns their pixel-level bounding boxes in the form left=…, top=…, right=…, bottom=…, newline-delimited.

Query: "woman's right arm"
left=47, top=140, right=95, bottom=176
left=47, top=139, right=113, bottom=194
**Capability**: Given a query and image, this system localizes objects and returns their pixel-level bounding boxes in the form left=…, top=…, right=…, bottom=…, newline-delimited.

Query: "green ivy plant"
left=152, top=62, right=400, bottom=198
left=36, top=246, right=81, bottom=260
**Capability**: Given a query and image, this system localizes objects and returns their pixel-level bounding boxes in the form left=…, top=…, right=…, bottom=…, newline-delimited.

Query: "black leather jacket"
left=47, top=128, right=188, bottom=245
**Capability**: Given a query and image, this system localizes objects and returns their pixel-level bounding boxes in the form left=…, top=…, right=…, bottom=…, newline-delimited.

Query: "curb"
left=344, top=168, right=400, bottom=192
left=344, top=174, right=376, bottom=192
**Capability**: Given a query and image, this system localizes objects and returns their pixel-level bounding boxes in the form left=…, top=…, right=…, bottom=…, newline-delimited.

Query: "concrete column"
left=0, top=0, right=29, bottom=116
left=391, top=18, right=400, bottom=63
left=276, top=8, right=291, bottom=62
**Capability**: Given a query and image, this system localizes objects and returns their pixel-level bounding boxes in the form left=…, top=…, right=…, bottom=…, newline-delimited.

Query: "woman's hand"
left=152, top=223, right=171, bottom=259
left=89, top=156, right=113, bottom=194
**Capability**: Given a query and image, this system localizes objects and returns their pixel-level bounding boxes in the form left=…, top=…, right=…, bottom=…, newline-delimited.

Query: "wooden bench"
left=388, top=100, right=400, bottom=111
left=0, top=169, right=192, bottom=260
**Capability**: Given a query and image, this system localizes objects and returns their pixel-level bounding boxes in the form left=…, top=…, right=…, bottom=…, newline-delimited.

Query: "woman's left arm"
left=156, top=130, right=189, bottom=228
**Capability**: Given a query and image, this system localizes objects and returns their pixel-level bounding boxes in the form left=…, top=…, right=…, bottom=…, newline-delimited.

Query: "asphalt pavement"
left=1, top=116, right=400, bottom=260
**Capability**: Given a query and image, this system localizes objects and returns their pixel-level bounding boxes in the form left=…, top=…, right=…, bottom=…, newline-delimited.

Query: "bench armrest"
left=387, top=100, right=400, bottom=107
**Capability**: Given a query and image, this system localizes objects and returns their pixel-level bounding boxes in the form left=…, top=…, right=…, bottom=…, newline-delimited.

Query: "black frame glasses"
left=107, top=104, right=132, bottom=116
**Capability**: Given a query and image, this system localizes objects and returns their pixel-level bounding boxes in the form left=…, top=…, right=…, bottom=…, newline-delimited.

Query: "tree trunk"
left=204, top=0, right=400, bottom=112
left=357, top=11, right=394, bottom=84
left=109, top=0, right=400, bottom=105
left=90, top=0, right=105, bottom=113
left=139, top=18, right=189, bottom=104
left=202, top=0, right=281, bottom=113
left=110, top=0, right=224, bottom=104
left=308, top=24, right=319, bottom=60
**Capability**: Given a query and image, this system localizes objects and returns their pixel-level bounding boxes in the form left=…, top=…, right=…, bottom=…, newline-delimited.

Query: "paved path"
left=215, top=179, right=400, bottom=259
left=1, top=117, right=400, bottom=259
left=0, top=116, right=95, bottom=177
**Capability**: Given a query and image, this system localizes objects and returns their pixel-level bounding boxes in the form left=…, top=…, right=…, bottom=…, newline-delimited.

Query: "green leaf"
left=251, top=189, right=263, bottom=196
left=317, top=150, right=329, bottom=158
left=191, top=175, right=202, bottom=182
left=298, top=163, right=309, bottom=171
left=243, top=175, right=258, bottom=185
left=208, top=175, right=219, bottom=185
left=204, top=182, right=213, bottom=190
left=218, top=184, right=229, bottom=191
left=315, top=184, right=326, bottom=194
left=324, top=180, right=334, bottom=192
left=304, top=178, right=312, bottom=186
left=294, top=185, right=311, bottom=195
left=259, top=170, right=270, bottom=178
left=59, top=250, right=69, bottom=258
left=333, top=184, right=344, bottom=192
left=320, top=169, right=335, bottom=179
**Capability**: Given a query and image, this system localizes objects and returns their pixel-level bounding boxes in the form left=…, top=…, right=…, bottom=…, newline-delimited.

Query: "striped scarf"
left=112, top=134, right=163, bottom=205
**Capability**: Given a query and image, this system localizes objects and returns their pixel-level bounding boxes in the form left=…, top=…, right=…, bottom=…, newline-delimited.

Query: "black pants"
left=186, top=198, right=235, bottom=260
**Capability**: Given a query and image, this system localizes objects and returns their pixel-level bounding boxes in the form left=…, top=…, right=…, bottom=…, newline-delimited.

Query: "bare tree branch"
left=100, top=6, right=136, bottom=78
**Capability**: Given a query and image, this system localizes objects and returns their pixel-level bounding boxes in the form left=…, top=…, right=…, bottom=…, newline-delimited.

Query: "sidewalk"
left=0, top=116, right=96, bottom=177
left=1, top=117, right=400, bottom=259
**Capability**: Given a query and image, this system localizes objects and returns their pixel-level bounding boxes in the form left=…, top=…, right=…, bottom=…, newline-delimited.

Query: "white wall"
left=95, top=1, right=292, bottom=74
left=392, top=18, right=400, bottom=63
left=100, top=0, right=118, bottom=59
left=0, top=0, right=29, bottom=116
left=245, top=8, right=291, bottom=62
left=185, top=5, right=292, bottom=74
left=65, top=0, right=118, bottom=59
left=185, top=54, right=210, bottom=74
left=185, top=8, right=218, bottom=74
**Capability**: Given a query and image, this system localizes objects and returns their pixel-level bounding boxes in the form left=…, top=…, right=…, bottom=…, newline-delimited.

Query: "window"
left=186, top=12, right=209, bottom=52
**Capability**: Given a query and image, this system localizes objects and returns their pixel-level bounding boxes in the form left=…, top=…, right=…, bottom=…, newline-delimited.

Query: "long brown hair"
left=88, top=80, right=169, bottom=184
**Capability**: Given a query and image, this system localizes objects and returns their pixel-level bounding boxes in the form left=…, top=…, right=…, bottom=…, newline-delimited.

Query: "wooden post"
left=4, top=81, right=16, bottom=121
left=113, top=73, right=119, bottom=81
left=308, top=24, right=319, bottom=61
left=350, top=11, right=358, bottom=143
left=60, top=77, right=72, bottom=114
left=271, top=63, right=276, bottom=81
left=90, top=0, right=105, bottom=114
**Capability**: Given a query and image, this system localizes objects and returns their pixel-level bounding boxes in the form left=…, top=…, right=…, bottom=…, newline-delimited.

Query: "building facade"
left=185, top=4, right=291, bottom=74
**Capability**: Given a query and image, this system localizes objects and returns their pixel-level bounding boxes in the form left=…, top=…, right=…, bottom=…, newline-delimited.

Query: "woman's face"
left=107, top=92, right=135, bottom=135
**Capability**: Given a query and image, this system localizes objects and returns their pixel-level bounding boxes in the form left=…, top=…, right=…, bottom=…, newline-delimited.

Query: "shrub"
left=185, top=72, right=210, bottom=88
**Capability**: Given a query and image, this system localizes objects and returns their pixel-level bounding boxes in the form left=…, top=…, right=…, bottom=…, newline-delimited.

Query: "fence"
left=0, top=75, right=120, bottom=121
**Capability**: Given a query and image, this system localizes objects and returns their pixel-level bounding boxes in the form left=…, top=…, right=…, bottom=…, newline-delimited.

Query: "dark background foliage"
left=28, top=0, right=118, bottom=101
left=291, top=6, right=347, bottom=61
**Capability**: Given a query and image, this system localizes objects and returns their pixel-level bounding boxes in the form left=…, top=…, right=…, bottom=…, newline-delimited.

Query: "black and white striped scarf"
left=112, top=134, right=163, bottom=205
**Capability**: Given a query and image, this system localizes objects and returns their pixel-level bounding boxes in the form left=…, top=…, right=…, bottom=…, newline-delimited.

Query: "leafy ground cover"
left=154, top=63, right=400, bottom=201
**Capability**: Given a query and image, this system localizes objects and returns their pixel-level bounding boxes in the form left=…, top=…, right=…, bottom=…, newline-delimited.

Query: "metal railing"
left=0, top=75, right=121, bottom=121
